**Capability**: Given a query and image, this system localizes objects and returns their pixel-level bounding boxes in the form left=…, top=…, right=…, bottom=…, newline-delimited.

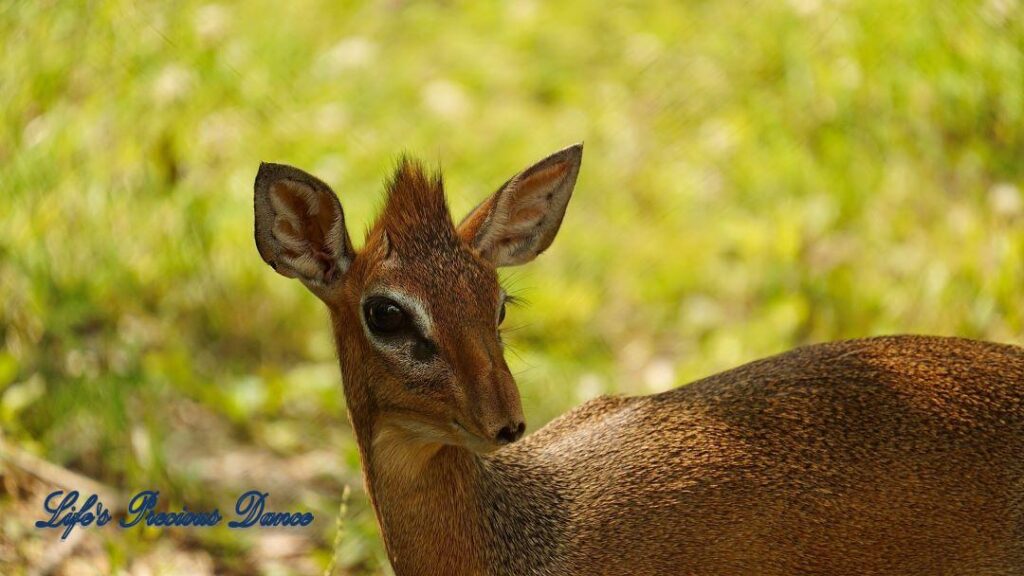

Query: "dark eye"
left=498, top=301, right=507, bottom=326
left=364, top=298, right=407, bottom=334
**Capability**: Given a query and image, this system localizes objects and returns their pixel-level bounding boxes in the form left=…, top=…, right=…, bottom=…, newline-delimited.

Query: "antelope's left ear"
left=457, top=143, right=582, bottom=267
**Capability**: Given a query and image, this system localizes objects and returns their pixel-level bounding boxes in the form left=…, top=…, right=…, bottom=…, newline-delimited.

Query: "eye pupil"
left=498, top=302, right=507, bottom=326
left=366, top=299, right=407, bottom=333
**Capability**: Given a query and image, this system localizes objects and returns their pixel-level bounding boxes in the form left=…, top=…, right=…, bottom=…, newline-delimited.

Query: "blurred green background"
left=1, top=0, right=1022, bottom=573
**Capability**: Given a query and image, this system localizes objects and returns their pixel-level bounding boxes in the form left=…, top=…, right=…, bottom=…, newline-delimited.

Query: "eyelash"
left=498, top=291, right=524, bottom=344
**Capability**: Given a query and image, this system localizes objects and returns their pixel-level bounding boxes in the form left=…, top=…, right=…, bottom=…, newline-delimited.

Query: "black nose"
left=495, top=422, right=525, bottom=444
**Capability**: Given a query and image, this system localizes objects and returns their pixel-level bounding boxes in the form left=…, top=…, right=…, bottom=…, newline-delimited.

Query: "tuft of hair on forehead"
left=370, top=157, right=460, bottom=250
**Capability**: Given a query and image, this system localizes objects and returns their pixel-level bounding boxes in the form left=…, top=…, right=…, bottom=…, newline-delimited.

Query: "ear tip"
left=561, top=142, right=584, bottom=165
left=254, top=162, right=318, bottom=196
left=256, top=161, right=289, bottom=180
left=254, top=161, right=280, bottom=193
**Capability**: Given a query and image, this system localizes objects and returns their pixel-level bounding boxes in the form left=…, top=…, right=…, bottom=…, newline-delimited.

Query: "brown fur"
left=373, top=158, right=456, bottom=248
left=493, top=336, right=1024, bottom=574
left=254, top=151, right=1024, bottom=575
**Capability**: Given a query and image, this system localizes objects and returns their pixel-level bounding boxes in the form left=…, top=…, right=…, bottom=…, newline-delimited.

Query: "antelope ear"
left=254, top=162, right=354, bottom=287
left=458, top=143, right=582, bottom=267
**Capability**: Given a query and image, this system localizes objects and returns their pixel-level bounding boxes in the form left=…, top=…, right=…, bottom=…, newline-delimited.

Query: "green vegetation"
left=1, top=0, right=1021, bottom=573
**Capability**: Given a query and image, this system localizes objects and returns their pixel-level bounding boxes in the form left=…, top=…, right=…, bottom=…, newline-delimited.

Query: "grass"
left=1, top=0, right=1022, bottom=573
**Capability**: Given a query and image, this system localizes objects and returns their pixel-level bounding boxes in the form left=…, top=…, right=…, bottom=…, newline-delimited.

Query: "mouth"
left=452, top=420, right=501, bottom=454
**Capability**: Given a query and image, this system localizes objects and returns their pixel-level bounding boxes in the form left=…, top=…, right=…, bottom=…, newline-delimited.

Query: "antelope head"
left=253, top=144, right=583, bottom=455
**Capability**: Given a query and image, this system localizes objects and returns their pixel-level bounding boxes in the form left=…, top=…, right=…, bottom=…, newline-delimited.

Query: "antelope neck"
left=351, top=405, right=488, bottom=573
left=332, top=347, right=479, bottom=573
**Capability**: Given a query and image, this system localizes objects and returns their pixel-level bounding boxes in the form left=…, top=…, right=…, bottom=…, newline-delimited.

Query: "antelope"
left=253, top=144, right=1024, bottom=575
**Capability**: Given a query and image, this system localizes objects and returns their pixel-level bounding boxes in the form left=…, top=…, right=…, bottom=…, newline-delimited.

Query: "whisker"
left=500, top=322, right=533, bottom=334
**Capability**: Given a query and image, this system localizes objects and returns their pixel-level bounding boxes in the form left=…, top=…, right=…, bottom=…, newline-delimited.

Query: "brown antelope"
left=254, top=144, right=1024, bottom=575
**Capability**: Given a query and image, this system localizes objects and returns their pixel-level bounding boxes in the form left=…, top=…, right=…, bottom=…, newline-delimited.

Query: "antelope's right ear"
left=254, top=162, right=354, bottom=287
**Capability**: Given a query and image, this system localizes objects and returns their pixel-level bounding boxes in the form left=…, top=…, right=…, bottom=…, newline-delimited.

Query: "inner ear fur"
left=254, top=162, right=354, bottom=286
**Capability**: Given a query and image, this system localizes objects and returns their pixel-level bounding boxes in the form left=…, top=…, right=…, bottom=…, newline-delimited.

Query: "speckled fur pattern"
left=479, top=335, right=1024, bottom=575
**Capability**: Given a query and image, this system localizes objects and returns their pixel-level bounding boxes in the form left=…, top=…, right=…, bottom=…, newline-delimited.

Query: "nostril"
left=496, top=422, right=526, bottom=444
